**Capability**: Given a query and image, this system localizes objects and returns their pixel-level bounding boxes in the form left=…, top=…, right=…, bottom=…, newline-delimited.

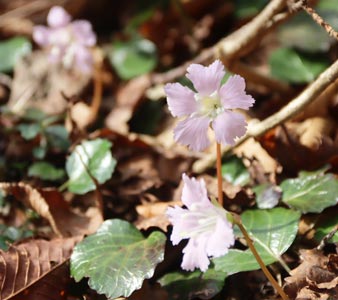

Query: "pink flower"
left=167, top=174, right=235, bottom=272
left=33, top=6, right=96, bottom=73
left=164, top=60, right=255, bottom=151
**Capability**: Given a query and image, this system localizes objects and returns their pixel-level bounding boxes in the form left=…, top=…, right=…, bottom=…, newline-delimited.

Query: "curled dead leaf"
left=0, top=182, right=103, bottom=237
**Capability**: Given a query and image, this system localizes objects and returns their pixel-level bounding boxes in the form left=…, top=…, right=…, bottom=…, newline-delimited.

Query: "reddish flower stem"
left=216, top=143, right=288, bottom=299
left=232, top=214, right=289, bottom=300
left=216, top=143, right=223, bottom=206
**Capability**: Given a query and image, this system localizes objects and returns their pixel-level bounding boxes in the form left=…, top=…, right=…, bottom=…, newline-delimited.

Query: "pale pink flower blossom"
left=164, top=60, right=255, bottom=151
left=167, top=174, right=235, bottom=272
left=33, top=6, right=96, bottom=72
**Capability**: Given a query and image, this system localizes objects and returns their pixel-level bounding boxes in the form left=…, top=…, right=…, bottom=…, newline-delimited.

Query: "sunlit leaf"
left=71, top=219, right=166, bottom=299
left=0, top=37, right=32, bottom=72
left=28, top=162, right=65, bottom=181
left=66, top=139, right=116, bottom=194
left=222, top=155, right=250, bottom=186
left=269, top=47, right=329, bottom=83
left=214, top=208, right=300, bottom=274
left=281, top=172, right=338, bottom=213
left=108, top=37, right=157, bottom=80
left=159, top=267, right=227, bottom=300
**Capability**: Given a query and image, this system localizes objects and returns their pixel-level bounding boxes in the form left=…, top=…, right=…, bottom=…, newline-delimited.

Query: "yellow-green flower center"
left=197, top=93, right=223, bottom=119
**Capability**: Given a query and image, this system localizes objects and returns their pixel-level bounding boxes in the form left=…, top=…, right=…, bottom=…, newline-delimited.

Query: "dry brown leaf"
left=0, top=182, right=103, bottom=237
left=8, top=51, right=90, bottom=115
left=284, top=249, right=338, bottom=300
left=105, top=75, right=151, bottom=134
left=0, top=236, right=81, bottom=300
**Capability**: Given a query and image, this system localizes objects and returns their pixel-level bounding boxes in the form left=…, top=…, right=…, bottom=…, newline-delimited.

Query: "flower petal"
left=181, top=238, right=210, bottom=272
left=181, top=174, right=210, bottom=209
left=164, top=83, right=197, bottom=117
left=206, top=217, right=234, bottom=257
left=47, top=6, right=71, bottom=28
left=186, top=60, right=225, bottom=96
left=174, top=116, right=210, bottom=151
left=72, top=20, right=97, bottom=46
left=73, top=44, right=94, bottom=73
left=212, top=111, right=247, bottom=146
left=219, top=75, right=255, bottom=110
left=33, top=26, right=51, bottom=47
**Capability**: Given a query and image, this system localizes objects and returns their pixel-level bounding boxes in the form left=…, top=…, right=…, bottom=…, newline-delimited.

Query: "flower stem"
left=216, top=143, right=223, bottom=206
left=232, top=213, right=289, bottom=300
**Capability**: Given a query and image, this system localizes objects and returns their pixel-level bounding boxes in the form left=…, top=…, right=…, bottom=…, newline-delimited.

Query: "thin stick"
left=233, top=214, right=289, bottom=300
left=216, top=143, right=224, bottom=206
left=301, top=2, right=338, bottom=41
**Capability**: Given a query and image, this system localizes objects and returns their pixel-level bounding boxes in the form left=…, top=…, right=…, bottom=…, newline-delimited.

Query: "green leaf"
left=159, top=267, right=227, bottom=300
left=0, top=224, right=33, bottom=250
left=214, top=208, right=300, bottom=274
left=281, top=172, right=338, bottom=213
left=278, top=10, right=338, bottom=53
left=314, top=213, right=338, bottom=243
left=253, top=183, right=281, bottom=209
left=108, top=37, right=157, bottom=80
left=45, top=125, right=70, bottom=151
left=17, top=123, right=42, bottom=140
left=234, top=0, right=268, bottom=18
left=221, top=155, right=250, bottom=186
left=71, top=219, right=166, bottom=299
left=66, top=139, right=116, bottom=194
left=269, top=47, right=329, bottom=83
left=0, top=37, right=32, bottom=72
left=28, top=162, right=65, bottom=181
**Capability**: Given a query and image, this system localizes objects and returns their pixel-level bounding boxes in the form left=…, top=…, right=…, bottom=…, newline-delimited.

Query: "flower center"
left=196, top=92, right=223, bottom=119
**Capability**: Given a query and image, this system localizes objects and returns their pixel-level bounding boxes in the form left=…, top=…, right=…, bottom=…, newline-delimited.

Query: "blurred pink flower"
left=33, top=6, right=96, bottom=73
left=164, top=60, right=255, bottom=151
left=167, top=174, right=235, bottom=272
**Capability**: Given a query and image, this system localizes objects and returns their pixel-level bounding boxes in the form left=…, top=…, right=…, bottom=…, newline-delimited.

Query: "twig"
left=151, top=0, right=290, bottom=86
left=193, top=59, right=338, bottom=172
left=300, top=1, right=338, bottom=41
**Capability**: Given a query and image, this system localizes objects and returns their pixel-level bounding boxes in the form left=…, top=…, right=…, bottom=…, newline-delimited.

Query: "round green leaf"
left=17, top=123, right=42, bottom=140
left=108, top=37, right=157, bottom=80
left=66, top=139, right=116, bottom=194
left=281, top=172, right=338, bottom=213
left=45, top=125, right=70, bottom=151
left=214, top=208, right=300, bottom=274
left=28, top=162, right=65, bottom=181
left=314, top=213, right=338, bottom=243
left=269, top=47, right=329, bottom=83
left=278, top=11, right=338, bottom=53
left=0, top=37, right=32, bottom=72
left=222, top=155, right=250, bottom=186
left=158, top=267, right=227, bottom=300
left=70, top=219, right=166, bottom=299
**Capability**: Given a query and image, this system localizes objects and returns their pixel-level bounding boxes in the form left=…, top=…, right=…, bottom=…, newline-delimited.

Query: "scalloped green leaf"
left=281, top=172, right=338, bottom=213
left=0, top=37, right=32, bottom=72
left=70, top=219, right=166, bottom=299
left=314, top=212, right=338, bottom=243
left=278, top=10, right=338, bottom=53
left=214, top=208, right=300, bottom=274
left=28, top=162, right=65, bottom=181
left=158, top=267, right=227, bottom=300
left=269, top=47, right=329, bottom=83
left=66, top=139, right=116, bottom=194
left=222, top=155, right=250, bottom=186
left=109, top=37, right=157, bottom=80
